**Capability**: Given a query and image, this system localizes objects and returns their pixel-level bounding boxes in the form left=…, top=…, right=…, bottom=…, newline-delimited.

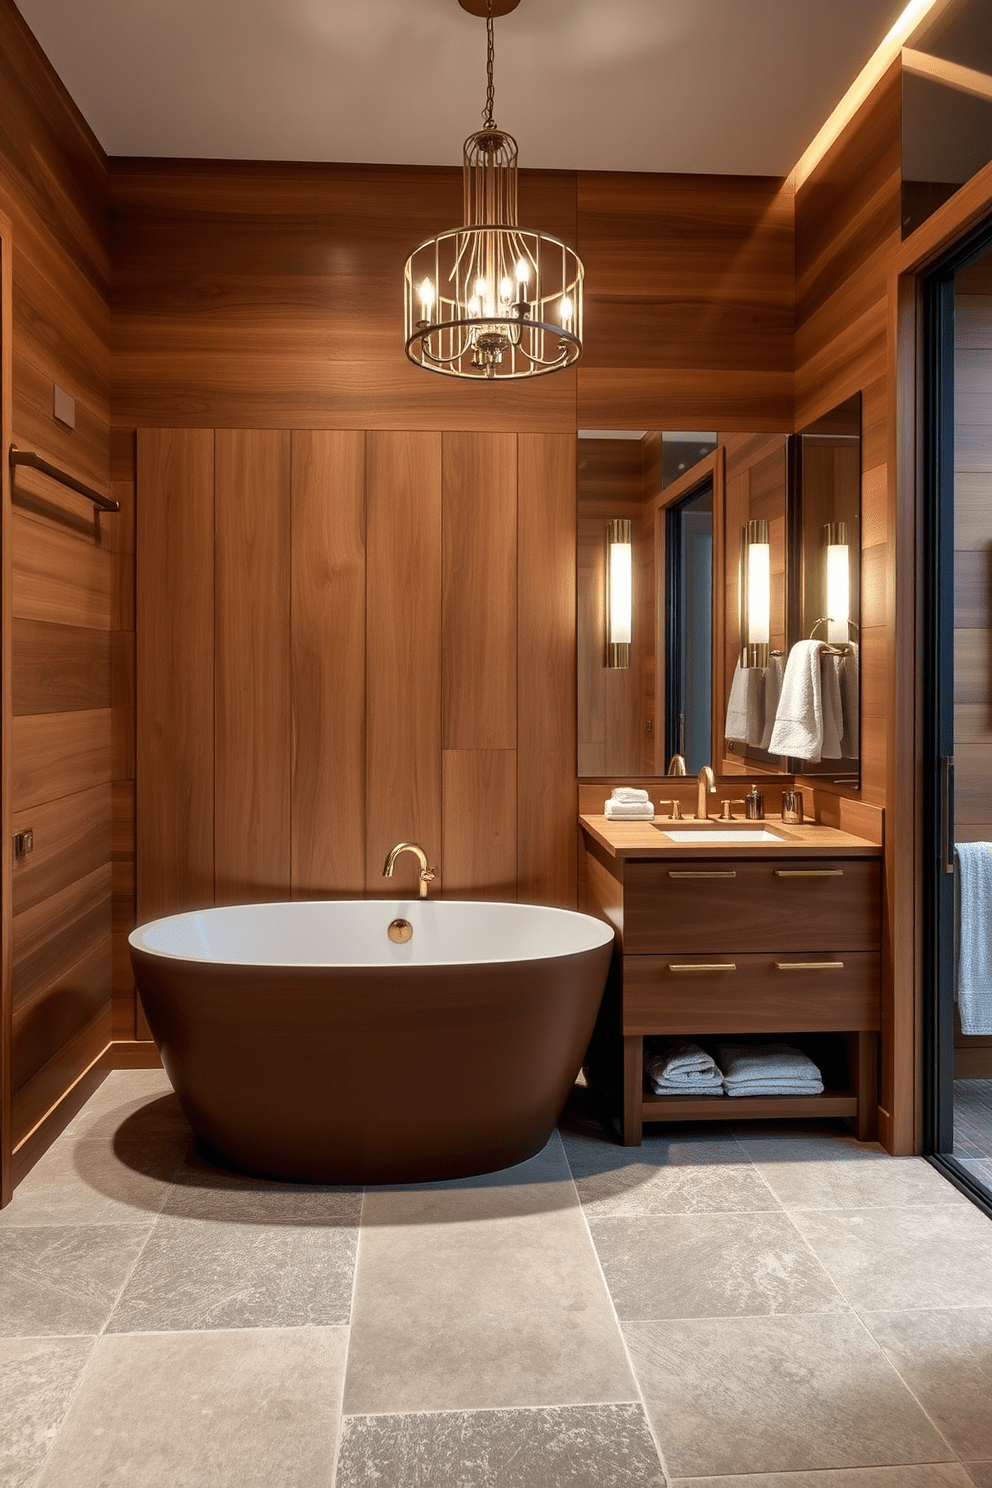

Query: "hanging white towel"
left=724, top=664, right=764, bottom=748
left=758, top=654, right=784, bottom=751
left=767, top=640, right=827, bottom=761
left=955, top=842, right=992, bottom=1035
left=840, top=644, right=860, bottom=758
left=820, top=653, right=844, bottom=759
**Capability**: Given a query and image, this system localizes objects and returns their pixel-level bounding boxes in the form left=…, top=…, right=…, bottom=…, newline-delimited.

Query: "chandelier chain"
left=483, top=0, right=496, bottom=129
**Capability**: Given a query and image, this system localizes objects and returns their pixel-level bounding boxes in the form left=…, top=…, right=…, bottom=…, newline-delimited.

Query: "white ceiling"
left=17, top=0, right=909, bottom=175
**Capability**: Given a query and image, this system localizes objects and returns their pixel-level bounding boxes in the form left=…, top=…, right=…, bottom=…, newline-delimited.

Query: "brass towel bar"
left=9, top=445, right=120, bottom=513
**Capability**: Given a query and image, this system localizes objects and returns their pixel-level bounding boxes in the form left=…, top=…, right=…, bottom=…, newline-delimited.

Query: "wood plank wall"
left=0, top=0, right=117, bottom=1191
left=952, top=254, right=992, bottom=1079
left=794, top=60, right=907, bottom=1148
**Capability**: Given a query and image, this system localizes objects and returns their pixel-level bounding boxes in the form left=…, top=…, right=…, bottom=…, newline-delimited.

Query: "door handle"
left=941, top=755, right=954, bottom=876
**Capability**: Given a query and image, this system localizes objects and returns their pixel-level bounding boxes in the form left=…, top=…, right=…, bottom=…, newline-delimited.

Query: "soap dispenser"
left=745, top=784, right=765, bottom=820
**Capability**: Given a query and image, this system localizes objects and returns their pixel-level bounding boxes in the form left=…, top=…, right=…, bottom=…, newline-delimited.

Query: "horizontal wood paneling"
left=11, top=1003, right=112, bottom=1154
left=12, top=784, right=112, bottom=915
left=11, top=509, right=114, bottom=629
left=12, top=618, right=110, bottom=714
left=12, top=709, right=112, bottom=810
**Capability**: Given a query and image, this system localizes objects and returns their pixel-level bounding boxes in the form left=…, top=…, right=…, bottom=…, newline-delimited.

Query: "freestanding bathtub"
left=128, top=899, right=615, bottom=1183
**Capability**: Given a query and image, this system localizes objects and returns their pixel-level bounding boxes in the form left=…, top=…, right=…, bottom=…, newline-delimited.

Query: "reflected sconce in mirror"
left=824, top=522, right=850, bottom=644
left=606, top=518, right=632, bottom=668
left=740, top=519, right=770, bottom=668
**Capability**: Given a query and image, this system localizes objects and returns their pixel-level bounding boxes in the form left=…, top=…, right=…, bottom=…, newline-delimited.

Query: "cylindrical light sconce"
left=740, top=518, right=770, bottom=668
left=824, top=522, right=850, bottom=644
left=605, top=518, right=632, bottom=669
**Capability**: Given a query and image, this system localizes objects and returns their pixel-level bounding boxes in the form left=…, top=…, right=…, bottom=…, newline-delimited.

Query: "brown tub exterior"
left=129, top=910, right=613, bottom=1183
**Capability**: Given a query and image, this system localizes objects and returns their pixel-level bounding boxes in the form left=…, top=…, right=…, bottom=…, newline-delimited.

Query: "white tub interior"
left=129, top=899, right=615, bottom=968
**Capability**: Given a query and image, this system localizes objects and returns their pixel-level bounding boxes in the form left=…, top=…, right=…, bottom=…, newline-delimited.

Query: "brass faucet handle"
left=656, top=799, right=684, bottom=821
left=719, top=798, right=747, bottom=822
left=418, top=866, right=437, bottom=899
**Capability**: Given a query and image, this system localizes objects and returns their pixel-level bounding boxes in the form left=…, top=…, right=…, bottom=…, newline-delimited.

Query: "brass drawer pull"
left=667, top=871, right=737, bottom=879
left=773, top=869, right=844, bottom=877
left=774, top=961, right=845, bottom=970
left=668, top=962, right=737, bottom=972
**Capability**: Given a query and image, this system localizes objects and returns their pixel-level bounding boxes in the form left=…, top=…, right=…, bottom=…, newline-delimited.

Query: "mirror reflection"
left=576, top=399, right=862, bottom=786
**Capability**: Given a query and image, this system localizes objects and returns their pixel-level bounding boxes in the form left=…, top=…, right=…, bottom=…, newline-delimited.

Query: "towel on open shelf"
left=713, top=1041, right=824, bottom=1097
left=955, top=842, right=992, bottom=1035
left=645, top=1040, right=724, bottom=1093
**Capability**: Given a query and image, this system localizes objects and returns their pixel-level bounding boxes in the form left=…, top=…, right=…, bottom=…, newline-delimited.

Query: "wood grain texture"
left=136, top=428, right=215, bottom=919
left=11, top=785, right=112, bottom=917
left=1, top=216, right=13, bottom=1206
left=12, top=618, right=110, bottom=714
left=11, top=509, right=113, bottom=629
left=290, top=429, right=366, bottom=896
left=11, top=709, right=112, bottom=811
left=365, top=430, right=443, bottom=894
left=214, top=429, right=292, bottom=904
left=441, top=749, right=516, bottom=900
left=11, top=1003, right=112, bottom=1155
left=442, top=432, right=517, bottom=751
left=517, top=434, right=576, bottom=907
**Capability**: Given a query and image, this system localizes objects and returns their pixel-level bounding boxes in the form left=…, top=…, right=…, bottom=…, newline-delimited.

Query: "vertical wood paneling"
left=136, top=428, right=215, bottom=919
left=442, top=432, right=517, bottom=750
left=1, top=217, right=14, bottom=1206
left=291, top=429, right=366, bottom=896
left=517, top=433, right=576, bottom=907
left=214, top=429, right=292, bottom=904
left=442, top=750, right=516, bottom=900
left=365, top=431, right=442, bottom=894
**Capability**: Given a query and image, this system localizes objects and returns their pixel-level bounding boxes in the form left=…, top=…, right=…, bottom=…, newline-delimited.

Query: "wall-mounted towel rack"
left=809, top=616, right=858, bottom=656
left=9, top=444, right=120, bottom=513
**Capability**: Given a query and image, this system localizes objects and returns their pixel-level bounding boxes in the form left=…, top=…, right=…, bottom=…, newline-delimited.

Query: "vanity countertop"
left=579, top=814, right=882, bottom=861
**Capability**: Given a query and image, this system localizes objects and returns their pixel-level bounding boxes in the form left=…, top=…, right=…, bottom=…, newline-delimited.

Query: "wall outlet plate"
left=53, top=384, right=76, bottom=429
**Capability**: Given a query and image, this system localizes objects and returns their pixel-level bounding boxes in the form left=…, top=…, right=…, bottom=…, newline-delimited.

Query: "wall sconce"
left=824, top=522, right=850, bottom=644
left=605, top=518, right=632, bottom=668
left=740, top=519, right=770, bottom=668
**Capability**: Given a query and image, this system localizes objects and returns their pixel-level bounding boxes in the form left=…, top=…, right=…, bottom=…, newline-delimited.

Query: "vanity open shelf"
left=579, top=813, right=883, bottom=1145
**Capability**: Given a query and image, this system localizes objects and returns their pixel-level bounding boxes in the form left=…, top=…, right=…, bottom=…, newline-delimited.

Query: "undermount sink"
left=655, top=827, right=787, bottom=843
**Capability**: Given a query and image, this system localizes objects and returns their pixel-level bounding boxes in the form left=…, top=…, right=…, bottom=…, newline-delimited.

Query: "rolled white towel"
left=645, top=1039, right=721, bottom=1085
left=651, top=1070, right=724, bottom=1094
left=611, top=788, right=651, bottom=802
left=604, top=800, right=654, bottom=819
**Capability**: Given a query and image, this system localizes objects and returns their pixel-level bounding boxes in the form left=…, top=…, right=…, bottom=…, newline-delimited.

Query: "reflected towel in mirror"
left=724, top=663, right=764, bottom=748
left=758, top=653, right=784, bottom=751
left=955, top=842, right=992, bottom=1035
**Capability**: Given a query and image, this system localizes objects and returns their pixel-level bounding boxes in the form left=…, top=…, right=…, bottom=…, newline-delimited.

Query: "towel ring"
left=809, top=617, right=859, bottom=656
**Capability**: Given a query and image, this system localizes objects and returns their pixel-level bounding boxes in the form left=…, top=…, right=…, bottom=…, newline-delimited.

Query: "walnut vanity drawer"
left=623, top=951, right=880, bottom=1035
left=622, top=858, right=880, bottom=955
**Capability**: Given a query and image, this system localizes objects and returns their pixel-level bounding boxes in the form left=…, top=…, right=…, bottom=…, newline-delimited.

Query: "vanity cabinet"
left=580, top=820, right=882, bottom=1145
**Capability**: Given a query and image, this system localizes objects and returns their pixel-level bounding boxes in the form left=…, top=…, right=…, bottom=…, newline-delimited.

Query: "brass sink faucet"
left=695, top=765, right=717, bottom=821
left=382, top=841, right=436, bottom=899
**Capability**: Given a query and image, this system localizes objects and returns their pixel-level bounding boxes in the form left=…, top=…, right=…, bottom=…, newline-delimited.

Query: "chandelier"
left=403, top=0, right=584, bottom=380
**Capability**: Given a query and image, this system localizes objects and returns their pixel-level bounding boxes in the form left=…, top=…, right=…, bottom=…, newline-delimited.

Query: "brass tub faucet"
left=383, top=841, right=437, bottom=899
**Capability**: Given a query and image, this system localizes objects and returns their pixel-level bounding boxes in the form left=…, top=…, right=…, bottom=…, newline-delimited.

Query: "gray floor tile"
left=35, top=1328, right=347, bottom=1488
left=673, top=1468, right=975, bottom=1487
left=163, top=1144, right=363, bottom=1223
left=105, top=1213, right=358, bottom=1331
left=0, top=1226, right=151, bottom=1337
left=623, top=1313, right=954, bottom=1479
left=345, top=1136, right=635, bottom=1413
left=0, top=1132, right=187, bottom=1228
left=0, top=1337, right=95, bottom=1488
left=861, top=1307, right=992, bottom=1459
left=964, top=1466, right=992, bottom=1487
left=589, top=1211, right=845, bottom=1319
left=791, top=1203, right=992, bottom=1311
left=562, top=1129, right=779, bottom=1216
left=751, top=1153, right=968, bottom=1210
left=61, top=1070, right=182, bottom=1142
left=335, top=1403, right=665, bottom=1488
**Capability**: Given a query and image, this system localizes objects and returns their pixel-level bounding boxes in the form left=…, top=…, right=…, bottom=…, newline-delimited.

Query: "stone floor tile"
left=750, top=1152, right=969, bottom=1210
left=335, top=1403, right=665, bottom=1488
left=672, top=1466, right=975, bottom=1486
left=561, top=1128, right=779, bottom=1217
left=964, top=1466, right=992, bottom=1487
left=623, top=1313, right=954, bottom=1479
left=345, top=1136, right=635, bottom=1413
left=0, top=1226, right=150, bottom=1337
left=163, top=1143, right=363, bottom=1223
left=861, top=1307, right=992, bottom=1459
left=61, top=1070, right=181, bottom=1142
left=589, top=1211, right=845, bottom=1319
left=790, top=1203, right=992, bottom=1311
left=35, top=1328, right=347, bottom=1488
left=105, top=1213, right=358, bottom=1331
left=0, top=1336, right=95, bottom=1488
left=0, top=1131, right=187, bottom=1228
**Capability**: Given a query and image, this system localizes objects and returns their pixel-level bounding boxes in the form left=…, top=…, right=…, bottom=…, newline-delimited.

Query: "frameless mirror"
left=577, top=400, right=862, bottom=787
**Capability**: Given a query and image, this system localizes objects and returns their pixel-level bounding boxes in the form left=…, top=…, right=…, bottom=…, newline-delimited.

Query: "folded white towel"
left=651, top=1071, right=725, bottom=1094
left=724, top=664, right=764, bottom=747
left=723, top=1078, right=824, bottom=1097
left=645, top=1039, right=721, bottom=1085
left=955, top=843, right=992, bottom=1035
left=840, top=644, right=860, bottom=758
left=714, top=1042, right=824, bottom=1093
left=758, top=654, right=784, bottom=751
left=768, top=640, right=828, bottom=761
left=611, top=787, right=651, bottom=802
left=604, top=800, right=654, bottom=819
